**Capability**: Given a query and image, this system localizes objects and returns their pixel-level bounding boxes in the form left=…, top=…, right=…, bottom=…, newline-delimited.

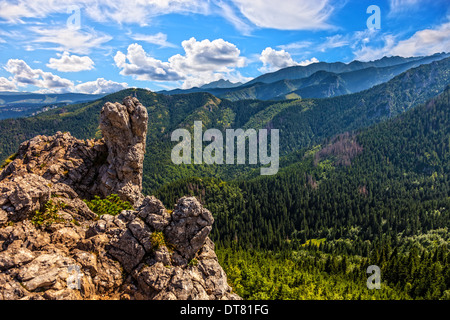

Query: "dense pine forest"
left=156, top=87, right=450, bottom=299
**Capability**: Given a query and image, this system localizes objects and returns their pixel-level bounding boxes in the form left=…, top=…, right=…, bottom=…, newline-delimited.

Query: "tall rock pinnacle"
left=98, top=96, right=148, bottom=207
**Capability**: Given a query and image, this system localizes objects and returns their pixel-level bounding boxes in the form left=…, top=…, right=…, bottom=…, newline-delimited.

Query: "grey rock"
left=0, top=273, right=30, bottom=300
left=17, top=252, right=75, bottom=291
left=51, top=227, right=82, bottom=248
left=0, top=174, right=51, bottom=222
left=128, top=218, right=153, bottom=252
left=154, top=246, right=172, bottom=266
left=92, top=251, right=123, bottom=295
left=138, top=196, right=171, bottom=231
left=43, top=288, right=82, bottom=300
left=108, top=229, right=145, bottom=273
left=73, top=249, right=98, bottom=276
left=0, top=245, right=35, bottom=271
left=165, top=197, right=214, bottom=261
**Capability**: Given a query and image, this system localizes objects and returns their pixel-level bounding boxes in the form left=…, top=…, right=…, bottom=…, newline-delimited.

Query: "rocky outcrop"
left=0, top=97, right=148, bottom=208
left=0, top=131, right=108, bottom=202
left=0, top=97, right=240, bottom=300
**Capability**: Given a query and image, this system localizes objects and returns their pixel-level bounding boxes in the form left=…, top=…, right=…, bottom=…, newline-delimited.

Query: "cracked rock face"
left=0, top=96, right=240, bottom=300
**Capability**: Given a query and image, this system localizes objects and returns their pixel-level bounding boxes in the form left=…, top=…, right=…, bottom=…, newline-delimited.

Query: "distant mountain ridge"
left=0, top=92, right=107, bottom=120
left=200, top=79, right=242, bottom=89
left=159, top=52, right=450, bottom=101
left=0, top=92, right=106, bottom=105
left=246, top=54, right=427, bottom=85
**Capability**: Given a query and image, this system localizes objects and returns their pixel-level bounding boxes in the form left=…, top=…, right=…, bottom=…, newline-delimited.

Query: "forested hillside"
left=158, top=86, right=450, bottom=246
left=1, top=57, right=448, bottom=194
left=157, top=87, right=450, bottom=299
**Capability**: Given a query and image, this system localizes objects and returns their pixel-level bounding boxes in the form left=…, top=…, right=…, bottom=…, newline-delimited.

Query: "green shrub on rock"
left=84, top=194, right=133, bottom=217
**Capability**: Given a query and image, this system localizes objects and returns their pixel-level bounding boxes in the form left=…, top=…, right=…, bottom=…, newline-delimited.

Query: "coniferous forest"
left=156, top=86, right=450, bottom=300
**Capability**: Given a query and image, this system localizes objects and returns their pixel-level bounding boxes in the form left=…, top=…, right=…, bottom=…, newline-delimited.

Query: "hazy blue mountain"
left=158, top=81, right=243, bottom=96
left=0, top=92, right=107, bottom=120
left=0, top=92, right=106, bottom=105
left=159, top=53, right=450, bottom=101
left=246, top=53, right=444, bottom=85
left=221, top=52, right=450, bottom=100
left=200, top=79, right=243, bottom=89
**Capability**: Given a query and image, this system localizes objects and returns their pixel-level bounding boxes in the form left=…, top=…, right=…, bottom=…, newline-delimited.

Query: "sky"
left=0, top=0, right=449, bottom=94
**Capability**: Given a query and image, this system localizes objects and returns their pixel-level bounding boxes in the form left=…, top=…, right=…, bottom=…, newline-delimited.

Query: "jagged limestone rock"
left=0, top=96, right=240, bottom=300
left=98, top=96, right=148, bottom=207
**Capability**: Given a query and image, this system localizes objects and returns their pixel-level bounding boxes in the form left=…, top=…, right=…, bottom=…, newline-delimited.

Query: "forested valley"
left=157, top=87, right=450, bottom=299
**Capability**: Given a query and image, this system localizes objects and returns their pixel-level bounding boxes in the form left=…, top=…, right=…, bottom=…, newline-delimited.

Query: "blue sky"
left=0, top=0, right=449, bottom=93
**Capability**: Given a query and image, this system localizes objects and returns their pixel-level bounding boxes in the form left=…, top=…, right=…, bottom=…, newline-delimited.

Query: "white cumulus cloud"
left=114, top=37, right=247, bottom=88
left=169, top=37, right=246, bottom=73
left=114, top=43, right=183, bottom=81
left=259, top=47, right=318, bottom=73
left=46, top=52, right=95, bottom=72
left=75, top=78, right=128, bottom=94
left=5, top=59, right=74, bottom=89
left=3, top=58, right=127, bottom=94
left=0, top=77, right=17, bottom=91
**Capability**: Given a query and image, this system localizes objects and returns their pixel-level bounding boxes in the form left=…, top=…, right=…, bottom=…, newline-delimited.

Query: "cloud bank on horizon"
left=0, top=0, right=449, bottom=93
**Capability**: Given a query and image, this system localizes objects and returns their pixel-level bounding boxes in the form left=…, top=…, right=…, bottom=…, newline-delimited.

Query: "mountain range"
left=0, top=55, right=449, bottom=193
left=0, top=92, right=106, bottom=120
left=159, top=52, right=449, bottom=101
left=1, top=53, right=447, bottom=122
